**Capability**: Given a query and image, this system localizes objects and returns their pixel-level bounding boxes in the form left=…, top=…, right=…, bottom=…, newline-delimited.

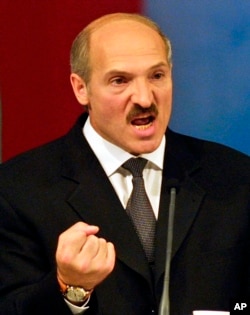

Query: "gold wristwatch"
left=57, top=276, right=93, bottom=306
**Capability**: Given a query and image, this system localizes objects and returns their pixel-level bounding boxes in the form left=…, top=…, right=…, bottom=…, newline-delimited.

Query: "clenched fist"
left=56, top=222, right=116, bottom=290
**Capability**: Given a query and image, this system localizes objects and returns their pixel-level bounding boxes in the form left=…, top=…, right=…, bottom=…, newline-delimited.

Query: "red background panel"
left=0, top=0, right=142, bottom=161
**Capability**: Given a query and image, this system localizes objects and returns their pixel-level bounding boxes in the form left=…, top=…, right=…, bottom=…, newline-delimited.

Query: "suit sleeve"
left=0, top=194, right=100, bottom=315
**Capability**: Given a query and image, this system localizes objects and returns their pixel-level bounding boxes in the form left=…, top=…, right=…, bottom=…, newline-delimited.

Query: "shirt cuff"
left=64, top=296, right=90, bottom=314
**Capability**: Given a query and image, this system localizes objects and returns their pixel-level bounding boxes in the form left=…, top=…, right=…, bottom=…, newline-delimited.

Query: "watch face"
left=66, top=287, right=86, bottom=302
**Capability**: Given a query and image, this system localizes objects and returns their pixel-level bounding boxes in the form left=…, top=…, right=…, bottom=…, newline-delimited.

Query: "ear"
left=70, top=73, right=89, bottom=105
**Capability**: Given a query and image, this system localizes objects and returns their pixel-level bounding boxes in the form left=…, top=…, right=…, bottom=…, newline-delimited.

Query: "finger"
left=56, top=230, right=97, bottom=269
left=58, top=230, right=86, bottom=257
left=57, top=222, right=99, bottom=254
left=106, top=242, right=116, bottom=271
left=70, top=222, right=99, bottom=236
left=79, top=234, right=102, bottom=261
left=100, top=241, right=116, bottom=274
left=78, top=239, right=115, bottom=274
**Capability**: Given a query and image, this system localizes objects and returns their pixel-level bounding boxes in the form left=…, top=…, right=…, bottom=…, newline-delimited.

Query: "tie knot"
left=122, top=158, right=147, bottom=177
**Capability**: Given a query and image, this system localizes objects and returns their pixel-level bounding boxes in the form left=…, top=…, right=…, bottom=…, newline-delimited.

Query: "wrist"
left=57, top=274, right=93, bottom=306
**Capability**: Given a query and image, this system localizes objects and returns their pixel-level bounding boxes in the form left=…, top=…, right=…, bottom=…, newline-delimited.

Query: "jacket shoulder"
left=0, top=135, right=68, bottom=196
left=168, top=129, right=250, bottom=186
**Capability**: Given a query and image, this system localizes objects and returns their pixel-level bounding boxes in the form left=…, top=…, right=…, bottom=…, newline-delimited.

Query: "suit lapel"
left=60, top=116, right=206, bottom=289
left=67, top=175, right=152, bottom=284
left=154, top=130, right=206, bottom=284
left=61, top=117, right=152, bottom=285
left=171, top=178, right=205, bottom=258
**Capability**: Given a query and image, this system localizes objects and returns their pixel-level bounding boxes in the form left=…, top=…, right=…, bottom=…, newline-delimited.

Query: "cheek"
left=97, top=95, right=129, bottom=118
left=158, top=91, right=172, bottom=124
left=158, top=91, right=172, bottom=110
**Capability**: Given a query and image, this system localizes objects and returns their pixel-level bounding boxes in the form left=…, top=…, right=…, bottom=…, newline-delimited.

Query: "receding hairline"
left=70, top=13, right=172, bottom=83
left=84, top=12, right=164, bottom=35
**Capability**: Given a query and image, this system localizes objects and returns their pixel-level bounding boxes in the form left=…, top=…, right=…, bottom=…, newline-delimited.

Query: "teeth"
left=135, top=122, right=152, bottom=130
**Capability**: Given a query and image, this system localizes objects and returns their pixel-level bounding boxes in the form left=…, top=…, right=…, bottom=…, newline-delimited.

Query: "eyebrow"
left=149, top=61, right=169, bottom=70
left=105, top=62, right=170, bottom=79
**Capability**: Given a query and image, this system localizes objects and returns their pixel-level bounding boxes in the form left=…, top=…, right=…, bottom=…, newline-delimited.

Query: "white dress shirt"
left=67, top=117, right=166, bottom=314
left=83, top=117, right=165, bottom=218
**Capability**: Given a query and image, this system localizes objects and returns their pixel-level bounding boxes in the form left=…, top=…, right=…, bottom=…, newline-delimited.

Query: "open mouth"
left=131, top=115, right=155, bottom=130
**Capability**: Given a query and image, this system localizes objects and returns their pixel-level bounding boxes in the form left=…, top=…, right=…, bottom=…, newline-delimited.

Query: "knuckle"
left=87, top=234, right=97, bottom=242
left=74, top=221, right=87, bottom=230
left=59, top=251, right=74, bottom=265
left=57, top=233, right=66, bottom=245
left=79, top=260, right=90, bottom=273
left=98, top=238, right=107, bottom=247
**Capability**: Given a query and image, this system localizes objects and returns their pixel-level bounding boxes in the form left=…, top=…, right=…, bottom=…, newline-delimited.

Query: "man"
left=0, top=13, right=249, bottom=315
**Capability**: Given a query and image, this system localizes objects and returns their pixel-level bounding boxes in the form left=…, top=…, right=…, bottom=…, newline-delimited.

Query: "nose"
left=130, top=79, right=153, bottom=108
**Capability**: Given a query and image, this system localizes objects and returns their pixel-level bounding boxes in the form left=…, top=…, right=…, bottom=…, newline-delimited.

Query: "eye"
left=111, top=77, right=128, bottom=86
left=152, top=72, right=165, bottom=80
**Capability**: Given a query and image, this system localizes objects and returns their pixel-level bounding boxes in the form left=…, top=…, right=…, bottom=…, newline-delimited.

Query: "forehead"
left=89, top=20, right=167, bottom=69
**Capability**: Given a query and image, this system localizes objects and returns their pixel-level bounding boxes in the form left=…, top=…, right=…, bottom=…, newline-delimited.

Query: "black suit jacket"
left=0, top=114, right=249, bottom=315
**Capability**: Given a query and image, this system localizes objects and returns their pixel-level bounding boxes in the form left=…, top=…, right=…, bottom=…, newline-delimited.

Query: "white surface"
left=193, top=311, right=229, bottom=315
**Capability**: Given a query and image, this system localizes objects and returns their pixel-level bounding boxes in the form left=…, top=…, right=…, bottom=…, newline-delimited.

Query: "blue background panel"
left=144, top=0, right=250, bottom=155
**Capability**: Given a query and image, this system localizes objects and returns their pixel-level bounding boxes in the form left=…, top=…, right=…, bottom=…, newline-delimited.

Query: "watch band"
left=57, top=275, right=68, bottom=293
left=57, top=274, right=93, bottom=305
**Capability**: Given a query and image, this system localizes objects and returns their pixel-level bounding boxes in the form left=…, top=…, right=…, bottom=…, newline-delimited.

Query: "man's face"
left=76, top=20, right=172, bottom=155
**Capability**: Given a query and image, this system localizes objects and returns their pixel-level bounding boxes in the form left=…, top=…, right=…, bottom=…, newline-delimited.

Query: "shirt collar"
left=83, top=117, right=165, bottom=176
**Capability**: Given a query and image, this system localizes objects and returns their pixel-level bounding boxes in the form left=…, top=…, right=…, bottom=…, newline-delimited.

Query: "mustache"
left=126, top=104, right=158, bottom=122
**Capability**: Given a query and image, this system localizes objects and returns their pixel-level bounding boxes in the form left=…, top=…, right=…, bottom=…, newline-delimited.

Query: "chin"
left=129, top=141, right=161, bottom=156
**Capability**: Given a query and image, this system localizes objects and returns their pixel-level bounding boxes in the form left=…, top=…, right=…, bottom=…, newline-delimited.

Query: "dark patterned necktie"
left=123, top=158, right=156, bottom=263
